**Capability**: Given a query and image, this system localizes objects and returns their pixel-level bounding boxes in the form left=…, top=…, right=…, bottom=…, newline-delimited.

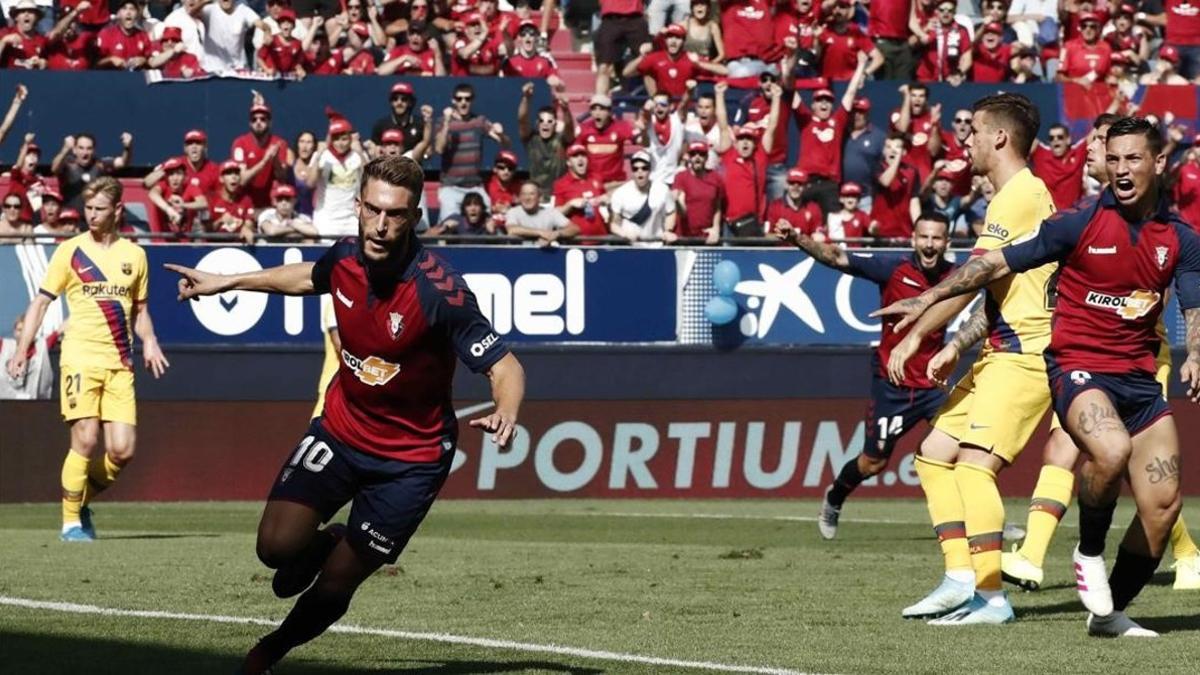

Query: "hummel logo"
left=1087, top=246, right=1117, bottom=255
left=336, top=288, right=354, bottom=308
left=900, top=276, right=922, bottom=288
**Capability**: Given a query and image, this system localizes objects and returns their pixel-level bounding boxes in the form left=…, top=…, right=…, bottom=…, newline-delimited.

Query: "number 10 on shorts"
left=289, top=435, right=334, bottom=473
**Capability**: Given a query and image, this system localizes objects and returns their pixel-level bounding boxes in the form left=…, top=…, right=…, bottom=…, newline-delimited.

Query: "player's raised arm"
left=469, top=352, right=525, bottom=449
left=164, top=262, right=318, bottom=300
left=776, top=224, right=850, bottom=268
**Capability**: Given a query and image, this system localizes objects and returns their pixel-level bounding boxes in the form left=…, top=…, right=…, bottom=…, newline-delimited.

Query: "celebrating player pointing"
left=877, top=117, right=1200, bottom=636
left=166, top=156, right=526, bottom=672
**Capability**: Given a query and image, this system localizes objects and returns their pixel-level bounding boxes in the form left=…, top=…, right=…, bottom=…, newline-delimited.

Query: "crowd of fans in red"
left=4, top=0, right=1200, bottom=246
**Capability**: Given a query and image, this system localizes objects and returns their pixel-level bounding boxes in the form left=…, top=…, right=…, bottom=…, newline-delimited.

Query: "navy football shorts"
left=1046, top=355, right=1172, bottom=437
left=268, top=418, right=453, bottom=565
left=863, top=376, right=947, bottom=459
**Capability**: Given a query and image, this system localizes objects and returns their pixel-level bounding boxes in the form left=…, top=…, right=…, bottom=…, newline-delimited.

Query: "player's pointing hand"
left=1182, top=356, right=1200, bottom=403
left=871, top=294, right=933, bottom=333
left=469, top=411, right=518, bottom=448
left=163, top=263, right=228, bottom=301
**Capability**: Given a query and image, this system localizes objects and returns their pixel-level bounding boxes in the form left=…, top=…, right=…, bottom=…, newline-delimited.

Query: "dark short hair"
left=75, top=132, right=96, bottom=146
left=453, top=82, right=474, bottom=96
left=916, top=210, right=950, bottom=228
left=909, top=83, right=929, bottom=95
left=461, top=192, right=489, bottom=218
left=885, top=131, right=909, bottom=148
left=536, top=106, right=556, bottom=119
left=1049, top=123, right=1069, bottom=136
left=972, top=92, right=1039, bottom=156
left=360, top=156, right=425, bottom=210
left=1093, top=113, right=1122, bottom=130
left=1106, top=116, right=1164, bottom=156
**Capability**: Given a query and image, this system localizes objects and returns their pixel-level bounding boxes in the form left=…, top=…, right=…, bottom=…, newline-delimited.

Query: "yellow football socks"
left=1018, top=465, right=1074, bottom=568
left=915, top=456, right=972, bottom=573
left=60, top=450, right=89, bottom=527
left=955, top=462, right=1005, bottom=591
left=1171, top=515, right=1200, bottom=561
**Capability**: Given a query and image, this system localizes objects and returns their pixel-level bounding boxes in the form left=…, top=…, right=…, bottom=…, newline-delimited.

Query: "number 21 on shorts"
left=289, top=435, right=334, bottom=473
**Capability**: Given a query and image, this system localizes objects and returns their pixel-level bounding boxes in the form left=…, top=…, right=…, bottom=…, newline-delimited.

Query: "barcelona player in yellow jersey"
left=6, top=176, right=169, bottom=542
left=878, top=93, right=1056, bottom=624
left=311, top=294, right=340, bottom=420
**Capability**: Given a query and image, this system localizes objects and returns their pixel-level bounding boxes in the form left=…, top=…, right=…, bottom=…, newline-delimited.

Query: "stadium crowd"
left=3, top=0, right=1200, bottom=245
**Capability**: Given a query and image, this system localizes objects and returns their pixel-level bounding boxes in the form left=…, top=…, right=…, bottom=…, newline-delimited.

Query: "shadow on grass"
left=98, top=533, right=222, bottom=540
left=0, top=630, right=605, bottom=674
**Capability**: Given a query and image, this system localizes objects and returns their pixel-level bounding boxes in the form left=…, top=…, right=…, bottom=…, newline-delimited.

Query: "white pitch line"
left=552, top=510, right=1078, bottom=529
left=0, top=596, right=807, bottom=675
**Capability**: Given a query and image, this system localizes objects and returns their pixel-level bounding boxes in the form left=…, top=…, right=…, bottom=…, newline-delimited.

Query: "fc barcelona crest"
left=1155, top=246, right=1169, bottom=269
left=121, top=262, right=132, bottom=275
left=388, top=312, right=404, bottom=340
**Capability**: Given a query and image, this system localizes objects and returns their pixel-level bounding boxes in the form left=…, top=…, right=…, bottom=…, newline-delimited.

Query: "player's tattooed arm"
left=1181, top=307, right=1200, bottom=402
left=950, top=304, right=988, bottom=352
left=777, top=227, right=849, bottom=268
left=872, top=249, right=1010, bottom=331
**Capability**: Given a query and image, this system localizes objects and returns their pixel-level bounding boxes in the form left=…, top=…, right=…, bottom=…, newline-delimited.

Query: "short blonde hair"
left=82, top=176, right=123, bottom=206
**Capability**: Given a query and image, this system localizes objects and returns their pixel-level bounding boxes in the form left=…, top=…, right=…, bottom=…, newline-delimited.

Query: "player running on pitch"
left=883, top=93, right=1056, bottom=624
left=165, top=156, right=526, bottom=672
left=994, top=114, right=1200, bottom=593
left=6, top=176, right=169, bottom=542
left=776, top=212, right=957, bottom=539
left=878, top=116, right=1200, bottom=637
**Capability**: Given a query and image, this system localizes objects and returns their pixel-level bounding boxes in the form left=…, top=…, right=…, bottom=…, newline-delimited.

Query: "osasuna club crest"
left=388, top=312, right=404, bottom=339
left=1155, top=246, right=1169, bottom=269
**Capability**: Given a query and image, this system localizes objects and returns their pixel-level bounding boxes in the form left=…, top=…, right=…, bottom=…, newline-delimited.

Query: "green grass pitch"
left=1, top=499, right=1198, bottom=674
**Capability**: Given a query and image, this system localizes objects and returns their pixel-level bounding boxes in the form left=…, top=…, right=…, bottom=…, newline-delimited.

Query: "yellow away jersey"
left=312, top=294, right=340, bottom=419
left=39, top=233, right=148, bottom=371
left=973, top=168, right=1057, bottom=356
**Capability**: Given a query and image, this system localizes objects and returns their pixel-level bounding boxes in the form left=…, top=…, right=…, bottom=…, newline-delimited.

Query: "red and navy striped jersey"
left=843, top=252, right=958, bottom=388
left=1002, top=190, right=1200, bottom=375
left=311, top=238, right=509, bottom=462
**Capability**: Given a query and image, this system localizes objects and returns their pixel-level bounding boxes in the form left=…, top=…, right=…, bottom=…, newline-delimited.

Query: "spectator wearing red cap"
left=1029, top=123, right=1087, bottom=210
left=869, top=132, right=919, bottom=239
left=624, top=25, right=727, bottom=99
left=378, top=23, right=445, bottom=75
left=45, top=4, right=94, bottom=70
left=232, top=99, right=293, bottom=209
left=817, top=1, right=883, bottom=81
left=311, top=113, right=367, bottom=238
left=576, top=92, right=636, bottom=187
left=150, top=25, right=208, bottom=77
left=517, top=83, right=575, bottom=195
left=1063, top=0, right=1111, bottom=42
left=1141, top=43, right=1188, bottom=83
left=504, top=181, right=579, bottom=246
left=608, top=150, right=677, bottom=243
left=868, top=0, right=916, bottom=81
left=157, top=0, right=208, bottom=60
left=253, top=0, right=308, bottom=51
left=142, top=130, right=219, bottom=198
left=971, top=21, right=1012, bottom=82
left=486, top=150, right=521, bottom=212
left=258, top=183, right=318, bottom=240
left=95, top=0, right=153, bottom=70
left=436, top=82, right=510, bottom=219
left=915, top=0, right=972, bottom=82
left=635, top=87, right=691, bottom=184
left=451, top=12, right=502, bottom=75
left=257, top=9, right=306, bottom=76
left=793, top=54, right=868, bottom=216
left=766, top=169, right=824, bottom=240
left=370, top=82, right=425, bottom=155
left=681, top=92, right=721, bottom=173
left=501, top=20, right=561, bottom=86
left=843, top=96, right=884, bottom=209
left=50, top=131, right=132, bottom=210
left=889, top=83, right=940, bottom=183
left=377, top=108, right=435, bottom=164
left=719, top=0, right=774, bottom=75
left=8, top=134, right=46, bottom=223
left=717, top=80, right=780, bottom=236
left=200, top=0, right=267, bottom=74
left=552, top=144, right=609, bottom=238
left=826, top=182, right=869, bottom=246
left=34, top=189, right=78, bottom=239
left=671, top=140, right=723, bottom=244
left=1057, top=12, right=1113, bottom=84
left=594, top=0, right=651, bottom=93
left=205, top=160, right=255, bottom=243
left=737, top=72, right=788, bottom=199
left=148, top=156, right=206, bottom=238
left=330, top=0, right=385, bottom=54
left=0, top=0, right=49, bottom=69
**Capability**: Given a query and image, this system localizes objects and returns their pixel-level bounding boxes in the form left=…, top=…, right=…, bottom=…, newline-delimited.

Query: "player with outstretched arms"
left=6, top=176, right=169, bottom=542
left=776, top=212, right=957, bottom=538
left=882, top=93, right=1056, bottom=625
left=877, top=117, right=1200, bottom=637
left=165, top=156, right=526, bottom=672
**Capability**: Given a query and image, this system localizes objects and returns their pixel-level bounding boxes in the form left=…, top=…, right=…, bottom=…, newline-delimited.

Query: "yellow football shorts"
left=1048, top=341, right=1171, bottom=431
left=59, top=363, right=137, bottom=426
left=932, top=351, right=1050, bottom=463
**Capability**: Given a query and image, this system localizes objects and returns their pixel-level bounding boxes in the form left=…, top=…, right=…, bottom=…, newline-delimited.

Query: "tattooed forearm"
left=1146, top=454, right=1181, bottom=484
left=1076, top=402, right=1124, bottom=439
left=925, top=251, right=1009, bottom=304
left=1186, top=307, right=1200, bottom=363
left=795, top=235, right=844, bottom=268
left=951, top=304, right=989, bottom=351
